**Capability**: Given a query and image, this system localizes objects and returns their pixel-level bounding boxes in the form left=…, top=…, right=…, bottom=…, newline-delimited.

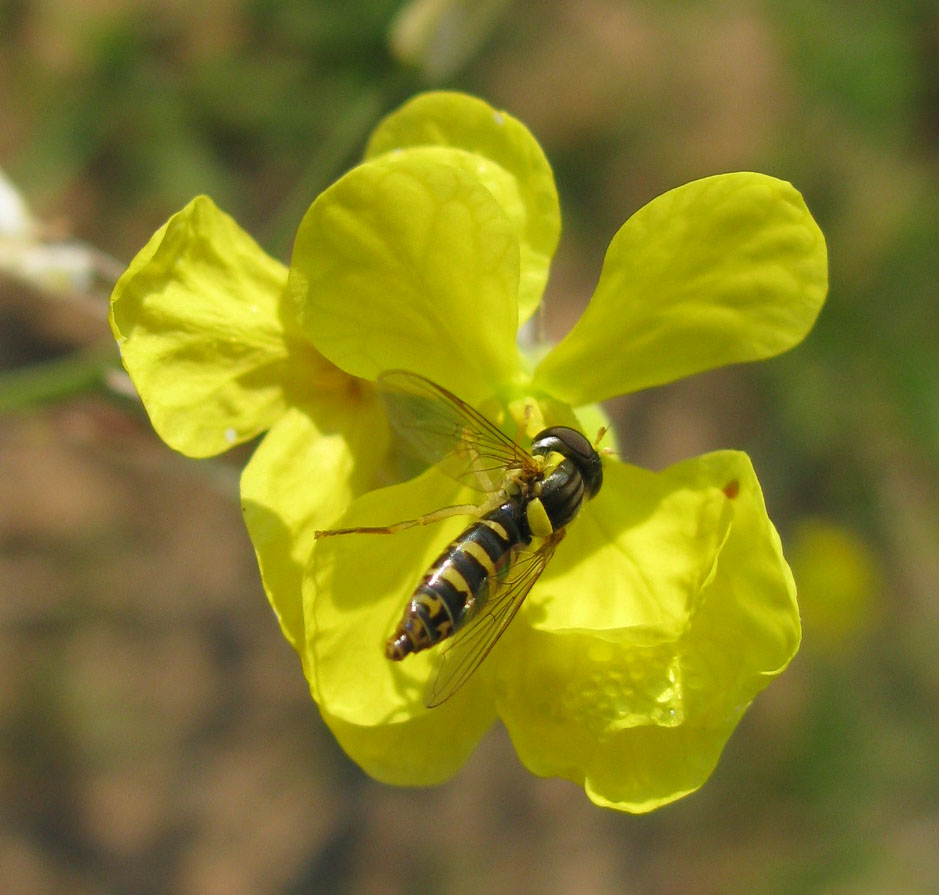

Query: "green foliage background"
left=1, top=1, right=937, bottom=893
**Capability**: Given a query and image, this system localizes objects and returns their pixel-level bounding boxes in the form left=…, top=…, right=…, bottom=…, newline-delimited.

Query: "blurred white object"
left=389, top=0, right=511, bottom=80
left=0, top=167, right=36, bottom=238
left=0, top=167, right=119, bottom=298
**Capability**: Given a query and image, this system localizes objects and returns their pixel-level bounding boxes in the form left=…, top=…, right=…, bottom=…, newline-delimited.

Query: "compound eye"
left=555, top=428, right=593, bottom=459
left=535, top=426, right=592, bottom=460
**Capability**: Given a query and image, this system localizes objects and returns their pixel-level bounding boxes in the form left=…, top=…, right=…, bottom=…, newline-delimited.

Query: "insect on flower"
left=315, top=371, right=605, bottom=707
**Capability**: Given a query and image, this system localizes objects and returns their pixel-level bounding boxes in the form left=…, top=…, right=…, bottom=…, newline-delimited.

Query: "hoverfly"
left=315, top=371, right=604, bottom=707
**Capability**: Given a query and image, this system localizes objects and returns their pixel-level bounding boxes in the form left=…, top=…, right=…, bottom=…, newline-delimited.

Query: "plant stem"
left=0, top=343, right=119, bottom=413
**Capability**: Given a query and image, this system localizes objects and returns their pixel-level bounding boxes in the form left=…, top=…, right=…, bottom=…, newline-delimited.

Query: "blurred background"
left=1, top=1, right=937, bottom=893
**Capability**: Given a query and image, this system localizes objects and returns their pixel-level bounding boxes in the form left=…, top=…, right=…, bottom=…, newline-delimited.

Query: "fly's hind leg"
left=315, top=501, right=486, bottom=539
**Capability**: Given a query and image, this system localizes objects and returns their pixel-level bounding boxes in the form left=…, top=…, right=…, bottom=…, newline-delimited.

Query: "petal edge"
left=535, top=173, right=828, bottom=405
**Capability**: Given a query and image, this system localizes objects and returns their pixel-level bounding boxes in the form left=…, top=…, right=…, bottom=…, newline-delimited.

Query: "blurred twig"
left=0, top=342, right=119, bottom=413
left=260, top=79, right=409, bottom=258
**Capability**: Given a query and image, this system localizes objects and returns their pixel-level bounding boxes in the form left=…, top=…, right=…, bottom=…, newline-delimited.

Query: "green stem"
left=0, top=343, right=119, bottom=413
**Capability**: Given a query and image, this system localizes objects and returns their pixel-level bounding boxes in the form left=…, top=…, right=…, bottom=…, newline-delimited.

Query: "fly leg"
left=314, top=498, right=501, bottom=539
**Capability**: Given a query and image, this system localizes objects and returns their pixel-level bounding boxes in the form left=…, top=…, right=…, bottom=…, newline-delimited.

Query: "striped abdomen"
left=386, top=502, right=529, bottom=660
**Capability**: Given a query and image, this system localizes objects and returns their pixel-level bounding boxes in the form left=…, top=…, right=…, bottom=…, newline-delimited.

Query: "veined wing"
left=424, top=530, right=564, bottom=707
left=378, top=370, right=536, bottom=494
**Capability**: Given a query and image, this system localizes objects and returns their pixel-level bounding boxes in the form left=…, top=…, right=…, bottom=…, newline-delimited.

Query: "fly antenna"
left=593, top=425, right=618, bottom=459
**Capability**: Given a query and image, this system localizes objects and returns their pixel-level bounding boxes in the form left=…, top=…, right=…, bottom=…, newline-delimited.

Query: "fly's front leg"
left=463, top=444, right=495, bottom=493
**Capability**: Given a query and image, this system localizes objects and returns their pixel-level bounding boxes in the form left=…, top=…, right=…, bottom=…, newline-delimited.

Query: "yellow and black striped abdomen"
left=386, top=502, right=527, bottom=660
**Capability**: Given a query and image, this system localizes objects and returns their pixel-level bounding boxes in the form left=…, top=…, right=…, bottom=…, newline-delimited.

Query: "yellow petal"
left=240, top=389, right=387, bottom=653
left=304, top=468, right=496, bottom=783
left=110, top=196, right=327, bottom=457
left=523, top=460, right=731, bottom=634
left=535, top=173, right=828, bottom=405
left=288, top=154, right=521, bottom=404
left=494, top=451, right=800, bottom=811
left=366, top=91, right=559, bottom=324
left=321, top=695, right=496, bottom=786
left=307, top=468, right=474, bottom=715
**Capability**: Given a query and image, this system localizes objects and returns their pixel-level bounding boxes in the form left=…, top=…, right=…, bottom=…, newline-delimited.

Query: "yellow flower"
left=110, top=92, right=827, bottom=811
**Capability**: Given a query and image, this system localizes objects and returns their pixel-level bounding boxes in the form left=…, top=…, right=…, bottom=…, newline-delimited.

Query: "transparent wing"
left=424, top=531, right=564, bottom=707
left=378, top=370, right=536, bottom=494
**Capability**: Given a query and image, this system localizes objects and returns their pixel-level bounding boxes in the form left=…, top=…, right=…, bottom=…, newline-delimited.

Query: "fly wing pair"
left=377, top=370, right=563, bottom=707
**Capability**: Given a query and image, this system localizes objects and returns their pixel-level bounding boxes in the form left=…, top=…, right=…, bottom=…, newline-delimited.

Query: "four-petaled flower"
left=110, top=92, right=827, bottom=811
